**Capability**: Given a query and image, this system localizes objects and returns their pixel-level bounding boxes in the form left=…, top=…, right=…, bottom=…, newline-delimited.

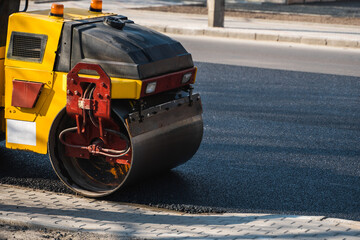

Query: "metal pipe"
left=21, top=0, right=28, bottom=12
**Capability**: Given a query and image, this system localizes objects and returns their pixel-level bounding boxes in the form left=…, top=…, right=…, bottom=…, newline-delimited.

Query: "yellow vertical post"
left=0, top=47, right=5, bottom=107
left=0, top=46, right=5, bottom=132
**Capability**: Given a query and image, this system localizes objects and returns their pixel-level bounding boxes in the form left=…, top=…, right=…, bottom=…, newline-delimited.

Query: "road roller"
left=0, top=0, right=203, bottom=197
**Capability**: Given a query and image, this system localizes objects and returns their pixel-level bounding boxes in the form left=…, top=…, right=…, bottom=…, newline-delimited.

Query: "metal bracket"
left=61, top=63, right=131, bottom=163
left=66, top=63, right=111, bottom=120
left=188, top=86, right=194, bottom=106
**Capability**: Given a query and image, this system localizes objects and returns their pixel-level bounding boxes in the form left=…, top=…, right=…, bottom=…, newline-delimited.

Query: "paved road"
left=171, top=35, right=360, bottom=77
left=1, top=38, right=359, bottom=221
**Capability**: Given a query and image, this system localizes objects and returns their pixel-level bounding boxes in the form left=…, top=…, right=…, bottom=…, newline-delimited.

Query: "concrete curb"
left=143, top=24, right=360, bottom=48
left=1, top=184, right=360, bottom=239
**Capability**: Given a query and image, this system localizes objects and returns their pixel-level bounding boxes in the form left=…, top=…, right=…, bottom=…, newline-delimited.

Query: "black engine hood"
left=54, top=16, right=194, bottom=80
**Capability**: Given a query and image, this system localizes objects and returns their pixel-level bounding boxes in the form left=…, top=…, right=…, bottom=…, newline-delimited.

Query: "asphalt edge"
left=143, top=24, right=360, bottom=49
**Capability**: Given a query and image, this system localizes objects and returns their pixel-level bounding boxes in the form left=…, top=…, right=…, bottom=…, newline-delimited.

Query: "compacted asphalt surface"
left=1, top=59, right=359, bottom=221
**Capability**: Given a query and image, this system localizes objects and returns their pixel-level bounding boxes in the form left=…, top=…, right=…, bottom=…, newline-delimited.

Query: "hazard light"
left=50, top=3, right=64, bottom=17
left=90, top=0, right=102, bottom=12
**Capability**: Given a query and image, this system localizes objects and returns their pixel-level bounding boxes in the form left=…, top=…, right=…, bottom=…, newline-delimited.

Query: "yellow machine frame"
left=3, top=9, right=143, bottom=154
left=0, top=46, right=5, bottom=132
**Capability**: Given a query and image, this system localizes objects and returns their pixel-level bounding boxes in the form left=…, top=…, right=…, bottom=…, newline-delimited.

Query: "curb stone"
left=142, top=24, right=360, bottom=48
left=0, top=184, right=360, bottom=239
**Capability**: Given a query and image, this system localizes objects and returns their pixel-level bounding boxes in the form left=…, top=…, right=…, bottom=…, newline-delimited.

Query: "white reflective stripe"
left=7, top=119, right=36, bottom=146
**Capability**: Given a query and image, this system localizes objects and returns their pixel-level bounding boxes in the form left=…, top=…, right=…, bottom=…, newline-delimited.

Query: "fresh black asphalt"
left=0, top=62, right=359, bottom=221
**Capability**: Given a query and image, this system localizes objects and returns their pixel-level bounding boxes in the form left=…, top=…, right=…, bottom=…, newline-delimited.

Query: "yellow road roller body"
left=0, top=0, right=203, bottom=197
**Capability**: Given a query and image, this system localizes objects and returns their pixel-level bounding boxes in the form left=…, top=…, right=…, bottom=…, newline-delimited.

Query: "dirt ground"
left=0, top=222, right=129, bottom=240
left=136, top=5, right=360, bottom=26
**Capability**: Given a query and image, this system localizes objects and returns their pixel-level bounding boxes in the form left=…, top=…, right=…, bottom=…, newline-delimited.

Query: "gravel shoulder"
left=0, top=221, right=130, bottom=240
left=135, top=5, right=360, bottom=26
